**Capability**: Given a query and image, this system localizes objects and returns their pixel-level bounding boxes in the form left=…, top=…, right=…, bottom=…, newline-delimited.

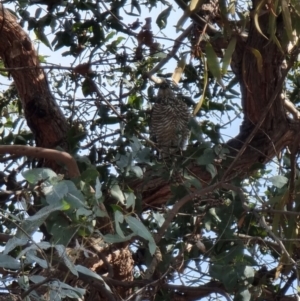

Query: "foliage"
left=0, top=0, right=300, bottom=300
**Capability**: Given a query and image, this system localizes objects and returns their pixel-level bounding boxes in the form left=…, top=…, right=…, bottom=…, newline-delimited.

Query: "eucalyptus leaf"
left=95, top=177, right=102, bottom=200
left=156, top=5, right=172, bottom=29
left=43, top=181, right=68, bottom=205
left=269, top=175, right=288, bottom=188
left=22, top=168, right=58, bottom=185
left=27, top=203, right=64, bottom=222
left=55, top=245, right=78, bottom=277
left=3, top=237, right=28, bottom=254
left=0, top=254, right=20, bottom=269
left=76, top=265, right=112, bottom=293
left=125, top=216, right=156, bottom=255
left=114, top=210, right=125, bottom=238
left=111, top=183, right=125, bottom=203
left=125, top=192, right=136, bottom=209
left=64, top=180, right=87, bottom=209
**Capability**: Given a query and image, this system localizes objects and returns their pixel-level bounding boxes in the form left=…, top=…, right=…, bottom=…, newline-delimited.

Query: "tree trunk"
left=0, top=4, right=69, bottom=153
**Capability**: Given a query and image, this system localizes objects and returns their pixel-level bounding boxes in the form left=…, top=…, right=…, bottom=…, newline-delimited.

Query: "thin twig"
left=147, top=24, right=193, bottom=79
left=173, top=0, right=219, bottom=34
left=258, top=215, right=295, bottom=265
left=223, top=183, right=296, bottom=265
left=21, top=277, right=53, bottom=299
left=128, top=269, right=170, bottom=301
left=90, top=78, right=157, bottom=149
left=100, top=0, right=137, bottom=37
left=155, top=182, right=222, bottom=244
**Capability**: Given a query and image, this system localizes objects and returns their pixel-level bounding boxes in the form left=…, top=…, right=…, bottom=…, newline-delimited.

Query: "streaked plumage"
left=151, top=81, right=190, bottom=158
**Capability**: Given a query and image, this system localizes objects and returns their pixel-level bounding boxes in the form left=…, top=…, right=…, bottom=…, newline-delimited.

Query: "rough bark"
left=0, top=4, right=69, bottom=152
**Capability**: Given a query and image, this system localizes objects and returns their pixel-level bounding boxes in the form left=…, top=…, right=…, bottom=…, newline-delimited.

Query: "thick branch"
left=0, top=145, right=80, bottom=178
left=0, top=5, right=69, bottom=150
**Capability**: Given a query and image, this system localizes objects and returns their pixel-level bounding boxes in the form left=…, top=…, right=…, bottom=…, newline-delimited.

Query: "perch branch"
left=0, top=145, right=80, bottom=178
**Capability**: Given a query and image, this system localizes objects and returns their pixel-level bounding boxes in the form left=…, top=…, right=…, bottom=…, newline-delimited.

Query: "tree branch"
left=0, top=145, right=80, bottom=178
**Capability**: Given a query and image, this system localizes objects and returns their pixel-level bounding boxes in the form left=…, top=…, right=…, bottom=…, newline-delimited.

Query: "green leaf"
left=0, top=254, right=21, bottom=269
left=249, top=48, right=263, bottom=74
left=115, top=153, right=130, bottom=169
left=114, top=210, right=125, bottom=238
left=95, top=177, right=102, bottom=201
left=130, top=136, right=142, bottom=153
left=34, top=27, right=52, bottom=50
left=205, top=42, right=224, bottom=87
left=253, top=0, right=269, bottom=40
left=237, top=265, right=255, bottom=283
left=208, top=207, right=221, bottom=222
left=125, top=216, right=156, bottom=255
left=48, top=218, right=78, bottom=246
left=131, top=0, right=141, bottom=15
left=93, top=205, right=108, bottom=218
left=210, top=264, right=238, bottom=292
left=152, top=212, right=165, bottom=227
left=22, top=168, right=58, bottom=184
left=156, top=5, right=172, bottom=29
left=111, top=183, right=125, bottom=203
left=269, top=175, right=288, bottom=188
left=130, top=165, right=143, bottom=178
left=30, top=275, right=47, bottom=283
left=197, top=148, right=215, bottom=165
left=125, top=192, right=136, bottom=209
left=105, top=31, right=116, bottom=42
left=76, top=265, right=112, bottom=293
left=30, top=277, right=86, bottom=298
left=76, top=207, right=93, bottom=218
left=206, top=163, right=217, bottom=179
left=234, top=288, right=252, bottom=301
left=135, top=147, right=152, bottom=164
left=222, top=37, right=236, bottom=74
left=27, top=203, right=64, bottom=222
left=43, top=181, right=68, bottom=205
left=26, top=251, right=48, bottom=268
left=183, top=173, right=202, bottom=189
left=64, top=180, right=87, bottom=209
left=35, top=7, right=42, bottom=18
left=2, top=237, right=28, bottom=255
left=55, top=245, right=78, bottom=277
left=81, top=167, right=99, bottom=184
left=18, top=275, right=29, bottom=290
left=81, top=78, right=95, bottom=97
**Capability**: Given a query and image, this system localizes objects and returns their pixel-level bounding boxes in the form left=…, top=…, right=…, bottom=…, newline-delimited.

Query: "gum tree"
left=0, top=0, right=300, bottom=300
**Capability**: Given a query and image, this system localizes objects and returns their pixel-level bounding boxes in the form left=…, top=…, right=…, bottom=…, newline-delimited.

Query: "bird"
left=150, top=80, right=190, bottom=158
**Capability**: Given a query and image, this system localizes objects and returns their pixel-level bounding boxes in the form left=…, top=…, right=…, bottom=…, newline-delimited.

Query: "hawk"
left=151, top=81, right=190, bottom=158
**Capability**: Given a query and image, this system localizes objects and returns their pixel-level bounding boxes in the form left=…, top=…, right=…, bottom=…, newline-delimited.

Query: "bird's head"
left=156, top=79, right=179, bottom=100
